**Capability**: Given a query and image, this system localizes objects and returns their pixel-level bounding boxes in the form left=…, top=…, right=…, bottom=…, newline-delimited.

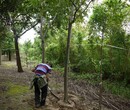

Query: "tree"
left=31, top=0, right=94, bottom=102
left=88, top=0, right=130, bottom=109
left=88, top=0, right=130, bottom=78
left=57, top=0, right=94, bottom=102
left=88, top=3, right=108, bottom=109
left=30, top=0, right=58, bottom=63
left=0, top=22, right=7, bottom=64
left=0, top=0, right=38, bottom=72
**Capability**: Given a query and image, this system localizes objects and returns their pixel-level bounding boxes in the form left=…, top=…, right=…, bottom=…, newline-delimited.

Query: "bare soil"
left=0, top=61, right=130, bottom=110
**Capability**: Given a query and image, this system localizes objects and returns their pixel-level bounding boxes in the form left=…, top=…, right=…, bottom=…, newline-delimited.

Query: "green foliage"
left=22, top=40, right=33, bottom=66
left=1, top=0, right=38, bottom=37
left=69, top=72, right=99, bottom=82
left=19, top=0, right=130, bottom=85
left=33, top=37, right=42, bottom=62
left=88, top=0, right=130, bottom=82
left=46, top=28, right=67, bottom=65
left=2, top=32, right=14, bottom=49
left=3, top=0, right=129, bottom=91
left=0, top=0, right=24, bottom=13
left=0, top=22, right=14, bottom=57
left=0, top=22, right=7, bottom=45
left=21, top=37, right=42, bottom=63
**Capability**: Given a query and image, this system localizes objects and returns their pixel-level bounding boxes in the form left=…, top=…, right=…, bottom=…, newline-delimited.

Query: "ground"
left=0, top=61, right=130, bottom=110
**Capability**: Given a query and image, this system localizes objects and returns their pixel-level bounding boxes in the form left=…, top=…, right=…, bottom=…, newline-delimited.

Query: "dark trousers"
left=34, top=78, right=48, bottom=106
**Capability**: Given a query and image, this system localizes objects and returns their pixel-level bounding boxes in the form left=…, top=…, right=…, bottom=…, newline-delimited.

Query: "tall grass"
left=104, top=81, right=130, bottom=99
left=69, top=72, right=130, bottom=99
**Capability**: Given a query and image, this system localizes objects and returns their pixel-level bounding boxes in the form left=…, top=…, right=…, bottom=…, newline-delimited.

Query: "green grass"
left=69, top=72, right=100, bottom=83
left=104, top=81, right=130, bottom=99
left=6, top=83, right=29, bottom=96
left=69, top=72, right=130, bottom=99
left=0, top=81, right=33, bottom=110
left=53, top=66, right=64, bottom=73
left=1, top=61, right=16, bottom=68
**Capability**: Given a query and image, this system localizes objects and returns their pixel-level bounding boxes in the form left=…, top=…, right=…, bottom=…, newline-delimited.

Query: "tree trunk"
left=9, top=12, right=23, bottom=72
left=0, top=46, right=2, bottom=65
left=99, top=31, right=104, bottom=110
left=8, top=50, right=11, bottom=61
left=64, top=22, right=72, bottom=102
left=41, top=39, right=45, bottom=63
left=12, top=26, right=23, bottom=72
left=40, top=17, right=45, bottom=63
left=40, top=15, right=56, bottom=63
left=25, top=52, right=28, bottom=67
left=14, top=36, right=23, bottom=72
left=109, top=46, right=113, bottom=73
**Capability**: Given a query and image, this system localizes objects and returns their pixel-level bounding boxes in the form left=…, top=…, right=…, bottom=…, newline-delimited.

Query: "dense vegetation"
left=20, top=0, right=130, bottom=83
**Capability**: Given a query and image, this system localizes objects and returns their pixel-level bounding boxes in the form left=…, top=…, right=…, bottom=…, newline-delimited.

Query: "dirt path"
left=0, top=61, right=130, bottom=110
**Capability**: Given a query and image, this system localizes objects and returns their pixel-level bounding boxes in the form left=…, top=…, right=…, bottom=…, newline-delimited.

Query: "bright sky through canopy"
left=19, top=28, right=37, bottom=44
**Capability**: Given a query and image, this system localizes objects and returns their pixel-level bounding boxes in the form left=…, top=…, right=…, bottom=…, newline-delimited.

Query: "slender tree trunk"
left=122, top=40, right=129, bottom=83
left=109, top=47, right=113, bottom=72
left=8, top=50, right=11, bottom=61
left=64, top=22, right=72, bottom=102
left=41, top=39, right=45, bottom=63
left=40, top=17, right=45, bottom=63
left=124, top=47, right=129, bottom=85
left=64, top=4, right=74, bottom=103
left=25, top=52, right=28, bottom=67
left=40, top=15, right=57, bottom=63
left=14, top=36, right=23, bottom=72
left=99, top=31, right=104, bottom=110
left=0, top=46, right=2, bottom=65
left=8, top=12, right=23, bottom=72
left=12, top=25, right=23, bottom=72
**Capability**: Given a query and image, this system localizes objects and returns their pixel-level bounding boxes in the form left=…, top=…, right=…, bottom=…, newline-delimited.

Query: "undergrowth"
left=104, top=81, right=130, bottom=99
left=69, top=72, right=130, bottom=99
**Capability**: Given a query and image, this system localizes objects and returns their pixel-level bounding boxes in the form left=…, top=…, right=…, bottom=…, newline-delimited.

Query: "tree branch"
left=71, top=0, right=93, bottom=24
left=70, top=0, right=77, bottom=9
left=42, top=14, right=57, bottom=39
left=19, top=22, right=39, bottom=37
left=77, top=0, right=93, bottom=19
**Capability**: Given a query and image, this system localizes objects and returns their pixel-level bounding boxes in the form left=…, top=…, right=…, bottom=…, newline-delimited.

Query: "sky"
left=19, top=28, right=37, bottom=44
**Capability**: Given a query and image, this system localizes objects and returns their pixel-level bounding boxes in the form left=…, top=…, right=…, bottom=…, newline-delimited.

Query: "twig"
left=48, top=87, right=60, bottom=100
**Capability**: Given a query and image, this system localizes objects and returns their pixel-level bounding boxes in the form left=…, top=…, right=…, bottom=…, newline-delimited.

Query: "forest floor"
left=0, top=61, right=130, bottom=110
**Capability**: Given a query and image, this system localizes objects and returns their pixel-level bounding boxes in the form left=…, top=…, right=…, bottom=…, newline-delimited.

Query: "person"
left=31, top=63, right=52, bottom=108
